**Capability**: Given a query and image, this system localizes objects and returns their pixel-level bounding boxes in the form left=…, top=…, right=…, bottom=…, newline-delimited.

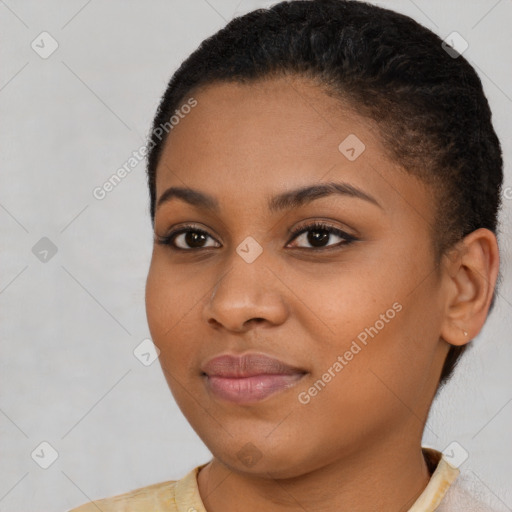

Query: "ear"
left=440, top=228, right=500, bottom=347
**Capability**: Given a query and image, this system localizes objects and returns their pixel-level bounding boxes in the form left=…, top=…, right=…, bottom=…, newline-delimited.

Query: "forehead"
left=158, top=77, right=382, bottom=174
left=154, top=77, right=432, bottom=224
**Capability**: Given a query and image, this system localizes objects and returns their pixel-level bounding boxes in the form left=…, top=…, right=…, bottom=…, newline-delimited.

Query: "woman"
left=69, top=0, right=504, bottom=510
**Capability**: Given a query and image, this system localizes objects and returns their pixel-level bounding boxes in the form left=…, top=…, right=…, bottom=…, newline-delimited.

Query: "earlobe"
left=439, top=228, right=500, bottom=347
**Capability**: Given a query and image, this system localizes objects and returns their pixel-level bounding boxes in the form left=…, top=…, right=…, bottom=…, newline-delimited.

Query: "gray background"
left=1, top=1, right=511, bottom=511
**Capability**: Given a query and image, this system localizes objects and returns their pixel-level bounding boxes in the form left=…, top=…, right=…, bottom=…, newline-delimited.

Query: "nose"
left=202, top=254, right=289, bottom=333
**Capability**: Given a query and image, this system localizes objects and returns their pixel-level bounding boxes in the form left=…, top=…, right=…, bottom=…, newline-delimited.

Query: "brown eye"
left=287, top=222, right=356, bottom=250
left=156, top=225, right=220, bottom=250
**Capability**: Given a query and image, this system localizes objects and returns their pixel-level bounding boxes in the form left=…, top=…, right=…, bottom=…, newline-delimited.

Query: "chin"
left=200, top=428, right=324, bottom=480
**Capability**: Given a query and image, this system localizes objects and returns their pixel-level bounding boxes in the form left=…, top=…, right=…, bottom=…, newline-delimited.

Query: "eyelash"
left=155, top=221, right=357, bottom=252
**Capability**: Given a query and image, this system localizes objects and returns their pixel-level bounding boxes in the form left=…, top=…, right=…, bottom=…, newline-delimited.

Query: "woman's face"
left=145, top=77, right=450, bottom=477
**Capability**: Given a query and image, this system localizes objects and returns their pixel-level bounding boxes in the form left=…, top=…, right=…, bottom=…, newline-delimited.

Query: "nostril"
left=246, top=318, right=265, bottom=326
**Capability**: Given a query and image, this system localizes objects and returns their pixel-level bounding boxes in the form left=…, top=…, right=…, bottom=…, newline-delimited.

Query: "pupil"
left=186, top=231, right=206, bottom=247
left=308, top=229, right=329, bottom=247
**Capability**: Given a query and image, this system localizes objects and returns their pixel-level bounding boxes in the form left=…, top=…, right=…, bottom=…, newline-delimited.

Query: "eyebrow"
left=156, top=181, right=382, bottom=213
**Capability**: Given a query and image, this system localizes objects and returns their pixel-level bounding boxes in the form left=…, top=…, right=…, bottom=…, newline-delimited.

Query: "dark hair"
left=145, top=0, right=503, bottom=386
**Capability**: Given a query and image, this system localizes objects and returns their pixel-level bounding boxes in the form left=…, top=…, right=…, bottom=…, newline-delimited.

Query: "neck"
left=197, top=437, right=432, bottom=512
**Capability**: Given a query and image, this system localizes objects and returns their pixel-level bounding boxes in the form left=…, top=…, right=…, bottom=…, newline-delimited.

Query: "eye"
left=155, top=224, right=220, bottom=251
left=155, top=221, right=356, bottom=252
left=286, top=222, right=356, bottom=250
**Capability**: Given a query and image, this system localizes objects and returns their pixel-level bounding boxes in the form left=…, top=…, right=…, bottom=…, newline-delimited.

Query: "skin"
left=145, top=76, right=499, bottom=512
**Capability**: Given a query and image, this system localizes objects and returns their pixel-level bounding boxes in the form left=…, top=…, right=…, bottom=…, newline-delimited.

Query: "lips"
left=201, top=353, right=307, bottom=404
left=202, top=353, right=305, bottom=377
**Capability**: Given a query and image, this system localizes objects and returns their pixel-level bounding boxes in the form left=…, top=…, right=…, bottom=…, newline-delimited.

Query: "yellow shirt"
left=67, top=448, right=492, bottom=512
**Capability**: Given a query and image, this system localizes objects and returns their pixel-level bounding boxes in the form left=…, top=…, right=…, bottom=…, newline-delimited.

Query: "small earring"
left=463, top=330, right=468, bottom=336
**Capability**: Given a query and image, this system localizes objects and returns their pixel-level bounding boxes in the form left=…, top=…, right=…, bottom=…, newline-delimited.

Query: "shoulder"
left=439, top=477, right=503, bottom=512
left=67, top=479, right=178, bottom=512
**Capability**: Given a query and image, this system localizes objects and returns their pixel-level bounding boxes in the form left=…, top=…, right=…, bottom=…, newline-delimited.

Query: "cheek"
left=145, top=261, right=196, bottom=376
left=145, top=265, right=170, bottom=343
left=145, top=257, right=198, bottom=341
left=313, top=298, right=441, bottom=429
left=291, top=309, right=434, bottom=461
left=296, top=258, right=440, bottom=411
left=145, top=264, right=204, bottom=410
